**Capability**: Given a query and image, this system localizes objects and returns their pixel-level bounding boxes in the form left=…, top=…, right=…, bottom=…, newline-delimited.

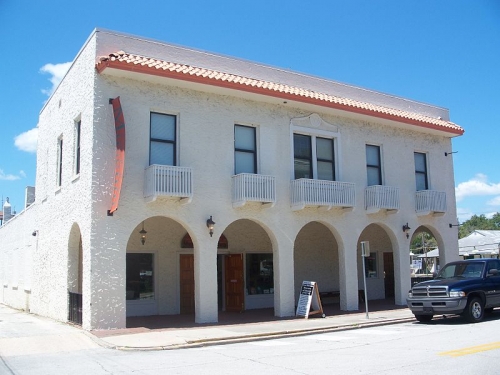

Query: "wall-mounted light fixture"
left=139, top=222, right=147, bottom=245
left=206, top=216, right=215, bottom=237
left=449, top=223, right=460, bottom=228
left=32, top=230, right=38, bottom=237
left=402, top=223, right=411, bottom=239
left=444, top=151, right=458, bottom=156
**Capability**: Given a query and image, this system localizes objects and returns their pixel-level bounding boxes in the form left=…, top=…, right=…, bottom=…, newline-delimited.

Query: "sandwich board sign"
left=296, top=281, right=325, bottom=318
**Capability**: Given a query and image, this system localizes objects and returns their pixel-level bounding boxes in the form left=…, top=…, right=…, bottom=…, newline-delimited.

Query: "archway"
left=67, top=223, right=83, bottom=325
left=125, top=216, right=192, bottom=319
left=294, top=221, right=339, bottom=305
left=357, top=224, right=396, bottom=301
left=221, top=219, right=274, bottom=312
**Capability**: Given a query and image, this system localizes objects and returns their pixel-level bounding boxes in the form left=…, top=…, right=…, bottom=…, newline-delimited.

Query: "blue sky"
left=0, top=0, right=499, bottom=222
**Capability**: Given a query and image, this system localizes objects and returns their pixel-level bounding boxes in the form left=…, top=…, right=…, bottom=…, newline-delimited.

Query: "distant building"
left=0, top=29, right=463, bottom=330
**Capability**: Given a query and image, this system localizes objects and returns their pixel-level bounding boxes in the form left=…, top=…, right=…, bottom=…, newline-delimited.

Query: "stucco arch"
left=410, top=224, right=444, bottom=273
left=357, top=223, right=401, bottom=302
left=293, top=221, right=342, bottom=303
left=220, top=218, right=276, bottom=312
left=67, top=222, right=83, bottom=295
left=124, top=215, right=196, bottom=318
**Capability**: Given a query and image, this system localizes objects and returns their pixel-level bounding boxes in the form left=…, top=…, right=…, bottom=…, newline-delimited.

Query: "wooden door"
left=383, top=252, right=395, bottom=299
left=225, top=254, right=244, bottom=312
left=179, top=254, right=195, bottom=314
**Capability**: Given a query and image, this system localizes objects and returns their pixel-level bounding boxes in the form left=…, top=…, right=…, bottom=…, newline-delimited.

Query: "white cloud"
left=40, top=62, right=72, bottom=96
left=14, top=127, right=38, bottom=153
left=0, top=169, right=22, bottom=181
left=455, top=173, right=500, bottom=202
left=487, top=196, right=500, bottom=207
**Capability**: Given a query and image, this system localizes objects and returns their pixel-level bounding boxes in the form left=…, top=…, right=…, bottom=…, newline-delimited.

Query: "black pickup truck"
left=407, top=259, right=500, bottom=323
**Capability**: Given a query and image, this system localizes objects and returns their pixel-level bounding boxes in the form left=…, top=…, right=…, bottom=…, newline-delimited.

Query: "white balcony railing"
left=415, top=190, right=446, bottom=216
left=232, top=173, right=276, bottom=208
left=364, top=185, right=399, bottom=214
left=144, top=164, right=193, bottom=204
left=291, top=179, right=355, bottom=211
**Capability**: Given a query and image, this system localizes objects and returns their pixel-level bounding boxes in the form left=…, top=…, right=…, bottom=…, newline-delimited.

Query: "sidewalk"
left=90, top=303, right=416, bottom=351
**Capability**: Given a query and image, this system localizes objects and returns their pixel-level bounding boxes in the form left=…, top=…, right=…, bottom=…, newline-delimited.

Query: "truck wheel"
left=414, top=314, right=433, bottom=323
left=463, top=297, right=484, bottom=323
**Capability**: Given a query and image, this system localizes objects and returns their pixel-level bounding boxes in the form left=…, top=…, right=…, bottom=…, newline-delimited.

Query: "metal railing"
left=68, top=291, right=82, bottom=325
left=291, top=179, right=355, bottom=210
left=364, top=185, right=399, bottom=213
left=415, top=190, right=446, bottom=214
left=144, top=164, right=193, bottom=201
left=232, top=173, right=276, bottom=207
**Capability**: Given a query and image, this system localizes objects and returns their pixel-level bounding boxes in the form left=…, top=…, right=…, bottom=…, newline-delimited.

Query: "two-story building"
left=0, top=29, right=463, bottom=330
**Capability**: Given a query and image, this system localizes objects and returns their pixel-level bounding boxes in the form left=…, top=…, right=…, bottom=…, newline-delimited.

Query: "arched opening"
left=125, top=216, right=193, bottom=319
left=293, top=221, right=339, bottom=307
left=67, top=223, right=83, bottom=325
left=357, top=224, right=396, bottom=302
left=221, top=219, right=274, bottom=313
left=410, top=226, right=441, bottom=285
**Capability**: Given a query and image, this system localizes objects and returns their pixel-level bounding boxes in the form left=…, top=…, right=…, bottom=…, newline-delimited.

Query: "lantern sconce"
left=402, top=223, right=411, bottom=239
left=206, top=216, right=215, bottom=237
left=139, top=221, right=147, bottom=245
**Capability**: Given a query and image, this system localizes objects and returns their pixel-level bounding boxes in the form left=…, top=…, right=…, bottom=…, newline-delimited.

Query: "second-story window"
left=74, top=120, right=81, bottom=175
left=366, top=144, right=382, bottom=186
left=294, top=134, right=312, bottom=179
left=316, top=137, right=335, bottom=180
left=57, top=136, right=63, bottom=187
left=414, top=152, right=428, bottom=190
left=150, top=112, right=176, bottom=166
left=294, top=134, right=335, bottom=180
left=234, top=124, right=256, bottom=174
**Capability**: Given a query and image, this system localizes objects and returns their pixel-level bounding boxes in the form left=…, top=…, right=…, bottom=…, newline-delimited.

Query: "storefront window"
left=246, top=253, right=274, bottom=295
left=126, top=253, right=154, bottom=300
left=364, top=253, right=378, bottom=278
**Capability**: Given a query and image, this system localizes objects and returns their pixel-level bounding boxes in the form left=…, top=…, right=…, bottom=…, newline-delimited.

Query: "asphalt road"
left=1, top=305, right=500, bottom=374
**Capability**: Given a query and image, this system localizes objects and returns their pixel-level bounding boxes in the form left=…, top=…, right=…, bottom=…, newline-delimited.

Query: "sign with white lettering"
left=296, top=281, right=324, bottom=318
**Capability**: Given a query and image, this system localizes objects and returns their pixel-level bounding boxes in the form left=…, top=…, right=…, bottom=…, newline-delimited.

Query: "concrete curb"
left=86, top=316, right=416, bottom=351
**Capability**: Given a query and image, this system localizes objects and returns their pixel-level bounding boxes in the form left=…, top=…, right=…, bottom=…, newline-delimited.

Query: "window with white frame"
left=234, top=124, right=256, bottom=174
left=366, top=144, right=381, bottom=186
left=150, top=112, right=176, bottom=166
left=293, top=134, right=335, bottom=180
left=56, top=136, right=63, bottom=187
left=414, top=152, right=428, bottom=191
left=74, top=119, right=81, bottom=175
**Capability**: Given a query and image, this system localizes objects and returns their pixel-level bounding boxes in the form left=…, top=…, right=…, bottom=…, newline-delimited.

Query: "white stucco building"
left=0, top=29, right=464, bottom=330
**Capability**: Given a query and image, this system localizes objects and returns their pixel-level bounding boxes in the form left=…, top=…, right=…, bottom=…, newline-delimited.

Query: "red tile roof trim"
left=96, top=52, right=464, bottom=135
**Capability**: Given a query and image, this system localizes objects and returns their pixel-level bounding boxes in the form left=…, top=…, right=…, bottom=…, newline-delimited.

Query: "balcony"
left=144, top=164, right=193, bottom=204
left=415, top=190, right=446, bottom=216
left=291, top=179, right=355, bottom=211
left=232, top=173, right=276, bottom=208
left=364, top=185, right=399, bottom=214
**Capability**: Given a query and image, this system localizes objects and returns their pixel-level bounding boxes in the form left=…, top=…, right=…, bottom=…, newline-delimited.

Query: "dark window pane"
left=235, top=151, right=256, bottom=174
left=150, top=142, right=174, bottom=165
left=316, top=138, right=333, bottom=160
left=367, top=166, right=381, bottom=186
left=126, top=253, right=154, bottom=301
left=414, top=152, right=426, bottom=172
left=151, top=113, right=175, bottom=141
left=294, top=159, right=312, bottom=179
left=294, top=134, right=311, bottom=158
left=246, top=253, right=273, bottom=295
left=235, top=125, right=255, bottom=151
left=366, top=145, right=380, bottom=166
left=416, top=173, right=428, bottom=191
left=317, top=161, right=334, bottom=180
